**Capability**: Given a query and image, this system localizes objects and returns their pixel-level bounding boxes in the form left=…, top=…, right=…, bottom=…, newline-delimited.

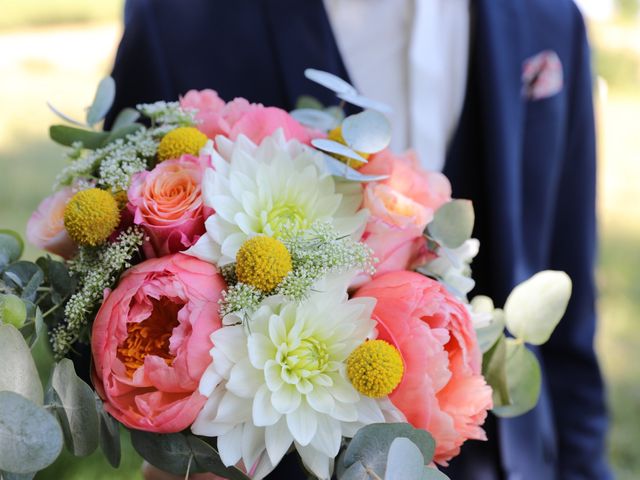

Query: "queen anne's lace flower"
left=191, top=275, right=403, bottom=479
left=186, top=130, right=368, bottom=266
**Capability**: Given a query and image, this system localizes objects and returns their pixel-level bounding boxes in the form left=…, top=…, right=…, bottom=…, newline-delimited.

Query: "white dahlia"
left=186, top=130, right=367, bottom=266
left=191, top=276, right=403, bottom=479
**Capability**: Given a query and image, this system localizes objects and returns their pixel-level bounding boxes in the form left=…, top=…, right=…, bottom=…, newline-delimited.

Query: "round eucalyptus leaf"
left=323, top=154, right=389, bottom=182
left=311, top=139, right=369, bottom=163
left=0, top=471, right=36, bottom=480
left=131, top=431, right=194, bottom=475
left=344, top=423, right=435, bottom=477
left=385, top=437, right=425, bottom=480
left=0, top=325, right=43, bottom=405
left=337, top=91, right=393, bottom=113
left=0, top=294, right=27, bottom=329
left=2, top=262, right=44, bottom=303
left=423, top=467, right=450, bottom=479
left=504, top=270, right=572, bottom=345
left=0, top=230, right=23, bottom=267
left=427, top=200, right=475, bottom=249
left=492, top=340, right=542, bottom=418
left=339, top=461, right=368, bottom=480
left=110, top=107, right=141, bottom=131
left=0, top=391, right=63, bottom=474
left=291, top=108, right=339, bottom=131
left=96, top=398, right=121, bottom=468
left=304, top=69, right=356, bottom=95
left=341, top=110, right=392, bottom=153
left=86, top=76, right=116, bottom=127
left=51, top=359, right=100, bottom=457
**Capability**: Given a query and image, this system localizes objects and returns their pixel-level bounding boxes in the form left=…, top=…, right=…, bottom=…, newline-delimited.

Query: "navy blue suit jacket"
left=106, top=1, right=611, bottom=478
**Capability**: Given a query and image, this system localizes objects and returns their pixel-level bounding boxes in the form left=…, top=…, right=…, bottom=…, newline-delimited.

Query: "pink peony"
left=354, top=271, right=493, bottom=464
left=359, top=149, right=451, bottom=275
left=180, top=89, right=313, bottom=144
left=92, top=253, right=226, bottom=433
left=127, top=154, right=212, bottom=257
left=26, top=187, right=77, bottom=258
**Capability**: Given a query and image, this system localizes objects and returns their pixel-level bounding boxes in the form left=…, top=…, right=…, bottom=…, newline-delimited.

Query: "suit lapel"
left=262, top=0, right=351, bottom=109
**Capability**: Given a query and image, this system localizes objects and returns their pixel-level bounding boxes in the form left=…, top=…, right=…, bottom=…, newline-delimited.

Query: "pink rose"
left=180, top=89, right=313, bottom=144
left=92, top=253, right=226, bottom=433
left=127, top=154, right=212, bottom=257
left=354, top=271, right=493, bottom=464
left=359, top=150, right=451, bottom=275
left=26, top=187, right=77, bottom=258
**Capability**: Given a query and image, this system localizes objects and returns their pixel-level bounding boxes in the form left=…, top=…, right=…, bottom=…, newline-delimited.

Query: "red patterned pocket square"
left=522, top=50, right=564, bottom=100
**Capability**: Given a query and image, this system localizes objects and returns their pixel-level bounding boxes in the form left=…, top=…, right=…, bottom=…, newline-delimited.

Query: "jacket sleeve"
left=541, top=5, right=612, bottom=479
left=105, top=0, right=176, bottom=128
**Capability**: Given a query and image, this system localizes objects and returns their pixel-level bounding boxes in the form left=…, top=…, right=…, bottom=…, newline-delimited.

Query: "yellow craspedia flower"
left=327, top=126, right=370, bottom=169
left=63, top=188, right=120, bottom=246
left=157, top=127, right=208, bottom=162
left=347, top=339, right=404, bottom=398
left=236, top=236, right=293, bottom=293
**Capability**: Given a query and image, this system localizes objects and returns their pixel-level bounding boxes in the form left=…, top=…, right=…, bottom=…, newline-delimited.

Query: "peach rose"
left=354, top=271, right=493, bottom=464
left=92, top=253, right=226, bottom=433
left=26, top=187, right=77, bottom=258
left=127, top=154, right=212, bottom=257
left=359, top=149, right=451, bottom=275
left=180, top=89, right=313, bottom=144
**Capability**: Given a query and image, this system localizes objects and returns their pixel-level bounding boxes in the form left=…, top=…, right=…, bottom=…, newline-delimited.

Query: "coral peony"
left=359, top=149, right=451, bottom=276
left=26, top=187, right=77, bottom=258
left=92, top=253, right=226, bottom=433
left=127, top=154, right=211, bottom=257
left=354, top=271, right=493, bottom=464
left=180, top=89, right=312, bottom=144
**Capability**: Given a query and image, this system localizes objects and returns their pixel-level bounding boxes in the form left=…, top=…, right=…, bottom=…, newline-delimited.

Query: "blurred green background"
left=0, top=1, right=638, bottom=479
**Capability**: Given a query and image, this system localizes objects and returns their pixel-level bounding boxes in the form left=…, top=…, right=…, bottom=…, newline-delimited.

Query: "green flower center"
left=277, top=337, right=330, bottom=384
left=264, top=203, right=309, bottom=237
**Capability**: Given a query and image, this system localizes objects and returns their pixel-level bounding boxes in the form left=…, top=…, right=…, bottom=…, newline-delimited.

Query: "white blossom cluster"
left=50, top=226, right=144, bottom=358
left=137, top=101, right=197, bottom=127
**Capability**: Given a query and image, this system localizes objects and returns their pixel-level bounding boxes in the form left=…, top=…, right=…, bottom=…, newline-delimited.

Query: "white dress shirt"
left=323, top=0, right=471, bottom=172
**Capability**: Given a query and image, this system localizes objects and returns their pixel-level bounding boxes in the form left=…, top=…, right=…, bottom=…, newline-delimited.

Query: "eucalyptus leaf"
left=492, top=340, right=542, bottom=418
left=422, top=467, right=450, bottom=480
left=2, top=262, right=44, bottom=303
left=96, top=398, right=121, bottom=468
left=343, top=423, right=435, bottom=479
left=0, top=471, right=36, bottom=480
left=0, top=391, right=63, bottom=474
left=46, top=101, right=86, bottom=127
left=0, top=324, right=43, bottom=404
left=340, top=461, right=369, bottom=480
left=385, top=437, right=425, bottom=480
left=291, top=108, right=339, bottom=131
left=0, top=230, right=23, bottom=267
left=130, top=431, right=249, bottom=480
left=311, top=138, right=369, bottom=163
left=50, top=359, right=100, bottom=457
left=304, top=69, right=356, bottom=95
left=427, top=200, right=475, bottom=249
left=0, top=295, right=27, bottom=329
left=49, top=125, right=109, bottom=149
left=295, top=95, right=325, bottom=110
left=17, top=302, right=44, bottom=349
left=337, top=91, right=393, bottom=113
left=323, top=154, right=389, bottom=182
left=86, top=76, right=116, bottom=127
left=482, top=334, right=510, bottom=407
left=110, top=108, right=141, bottom=131
left=36, top=257, right=75, bottom=297
left=342, top=110, right=392, bottom=154
left=504, top=271, right=572, bottom=345
left=473, top=296, right=506, bottom=354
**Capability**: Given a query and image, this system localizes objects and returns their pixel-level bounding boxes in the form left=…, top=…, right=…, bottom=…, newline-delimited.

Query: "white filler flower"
left=191, top=275, right=402, bottom=479
left=187, top=130, right=367, bottom=266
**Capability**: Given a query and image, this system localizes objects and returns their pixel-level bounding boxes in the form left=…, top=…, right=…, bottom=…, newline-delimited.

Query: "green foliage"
left=130, top=430, right=250, bottom=479
left=0, top=325, right=43, bottom=405
left=426, top=200, right=475, bottom=249
left=339, top=423, right=444, bottom=480
left=86, top=77, right=115, bottom=127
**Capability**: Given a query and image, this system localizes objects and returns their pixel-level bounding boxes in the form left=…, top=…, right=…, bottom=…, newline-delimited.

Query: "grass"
left=0, top=15, right=638, bottom=480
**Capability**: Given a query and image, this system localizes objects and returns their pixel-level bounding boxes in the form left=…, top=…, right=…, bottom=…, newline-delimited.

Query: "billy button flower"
left=157, top=126, right=208, bottom=162
left=63, top=188, right=120, bottom=246
left=347, top=339, right=404, bottom=398
left=235, top=236, right=292, bottom=293
left=327, top=125, right=369, bottom=169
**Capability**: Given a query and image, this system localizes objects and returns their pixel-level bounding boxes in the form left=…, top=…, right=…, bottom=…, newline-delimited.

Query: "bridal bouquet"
left=0, top=71, right=572, bottom=480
